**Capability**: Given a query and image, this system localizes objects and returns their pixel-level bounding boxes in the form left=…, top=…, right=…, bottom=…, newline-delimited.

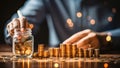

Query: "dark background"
left=0, top=0, right=26, bottom=44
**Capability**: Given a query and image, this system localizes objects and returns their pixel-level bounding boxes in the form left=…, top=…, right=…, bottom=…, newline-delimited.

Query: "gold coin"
left=25, top=49, right=32, bottom=55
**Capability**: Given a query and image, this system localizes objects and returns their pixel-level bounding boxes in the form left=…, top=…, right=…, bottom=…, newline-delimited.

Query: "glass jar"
left=13, top=28, right=34, bottom=58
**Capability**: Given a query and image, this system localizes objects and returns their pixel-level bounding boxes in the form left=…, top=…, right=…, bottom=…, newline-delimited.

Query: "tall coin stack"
left=54, top=48, right=60, bottom=58
left=71, top=44, right=77, bottom=58
left=77, top=48, right=83, bottom=58
left=60, top=44, right=66, bottom=58
left=38, top=44, right=44, bottom=58
left=43, top=50, right=49, bottom=58
left=83, top=49, right=89, bottom=58
left=66, top=44, right=72, bottom=58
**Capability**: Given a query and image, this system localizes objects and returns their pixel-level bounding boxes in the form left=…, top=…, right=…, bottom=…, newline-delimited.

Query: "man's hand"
left=7, top=17, right=33, bottom=36
left=63, top=29, right=108, bottom=49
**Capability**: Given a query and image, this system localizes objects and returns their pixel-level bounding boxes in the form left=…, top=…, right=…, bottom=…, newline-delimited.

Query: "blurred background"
left=0, top=0, right=26, bottom=44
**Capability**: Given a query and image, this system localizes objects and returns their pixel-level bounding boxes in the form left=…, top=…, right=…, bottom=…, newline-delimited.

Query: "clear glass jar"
left=13, top=28, right=34, bottom=58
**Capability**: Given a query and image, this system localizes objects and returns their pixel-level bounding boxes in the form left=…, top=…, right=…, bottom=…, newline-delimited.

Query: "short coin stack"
left=38, top=44, right=44, bottom=58
left=54, top=48, right=60, bottom=57
left=43, top=50, right=49, bottom=58
left=49, top=47, right=54, bottom=58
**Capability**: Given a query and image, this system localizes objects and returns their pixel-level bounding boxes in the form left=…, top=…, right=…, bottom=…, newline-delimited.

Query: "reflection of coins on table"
left=0, top=52, right=120, bottom=68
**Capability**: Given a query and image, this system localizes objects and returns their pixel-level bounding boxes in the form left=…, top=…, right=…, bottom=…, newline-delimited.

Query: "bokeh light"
left=106, top=35, right=111, bottom=42
left=90, top=19, right=95, bottom=25
left=54, top=63, right=59, bottom=68
left=66, top=18, right=74, bottom=28
left=104, top=63, right=108, bottom=68
left=76, top=12, right=82, bottom=18
left=112, top=8, right=116, bottom=13
left=107, top=16, right=112, bottom=22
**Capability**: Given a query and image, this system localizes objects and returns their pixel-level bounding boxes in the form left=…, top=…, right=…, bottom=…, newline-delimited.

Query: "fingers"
left=62, top=30, right=100, bottom=49
left=7, top=22, right=14, bottom=35
left=12, top=18, right=20, bottom=29
left=7, top=17, right=30, bottom=36
left=19, top=17, right=29, bottom=32
left=63, top=29, right=92, bottom=44
left=19, top=17, right=29, bottom=29
left=76, top=32, right=100, bottom=49
left=7, top=18, right=20, bottom=36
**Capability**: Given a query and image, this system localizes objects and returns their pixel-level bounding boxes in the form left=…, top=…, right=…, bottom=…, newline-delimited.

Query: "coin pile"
left=14, top=40, right=33, bottom=57
left=33, top=43, right=100, bottom=58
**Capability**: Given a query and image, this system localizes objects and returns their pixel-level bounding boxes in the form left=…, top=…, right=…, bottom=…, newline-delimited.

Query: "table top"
left=0, top=44, right=120, bottom=68
left=0, top=51, right=120, bottom=68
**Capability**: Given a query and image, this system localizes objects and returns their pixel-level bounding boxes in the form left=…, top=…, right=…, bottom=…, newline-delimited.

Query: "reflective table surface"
left=0, top=52, right=120, bottom=68
left=0, top=44, right=120, bottom=68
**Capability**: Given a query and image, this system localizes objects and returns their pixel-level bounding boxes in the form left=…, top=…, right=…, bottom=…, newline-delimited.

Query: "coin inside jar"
left=13, top=28, right=34, bottom=57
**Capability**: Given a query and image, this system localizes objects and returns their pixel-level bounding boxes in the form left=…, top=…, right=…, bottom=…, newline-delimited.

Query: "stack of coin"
left=94, top=49, right=100, bottom=58
left=83, top=49, right=88, bottom=58
left=66, top=44, right=71, bottom=58
left=88, top=48, right=94, bottom=58
left=38, top=44, right=44, bottom=58
left=60, top=44, right=66, bottom=58
left=43, top=50, right=49, bottom=58
left=71, top=44, right=77, bottom=58
left=49, top=47, right=54, bottom=58
left=77, top=48, right=83, bottom=58
left=54, top=48, right=60, bottom=57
